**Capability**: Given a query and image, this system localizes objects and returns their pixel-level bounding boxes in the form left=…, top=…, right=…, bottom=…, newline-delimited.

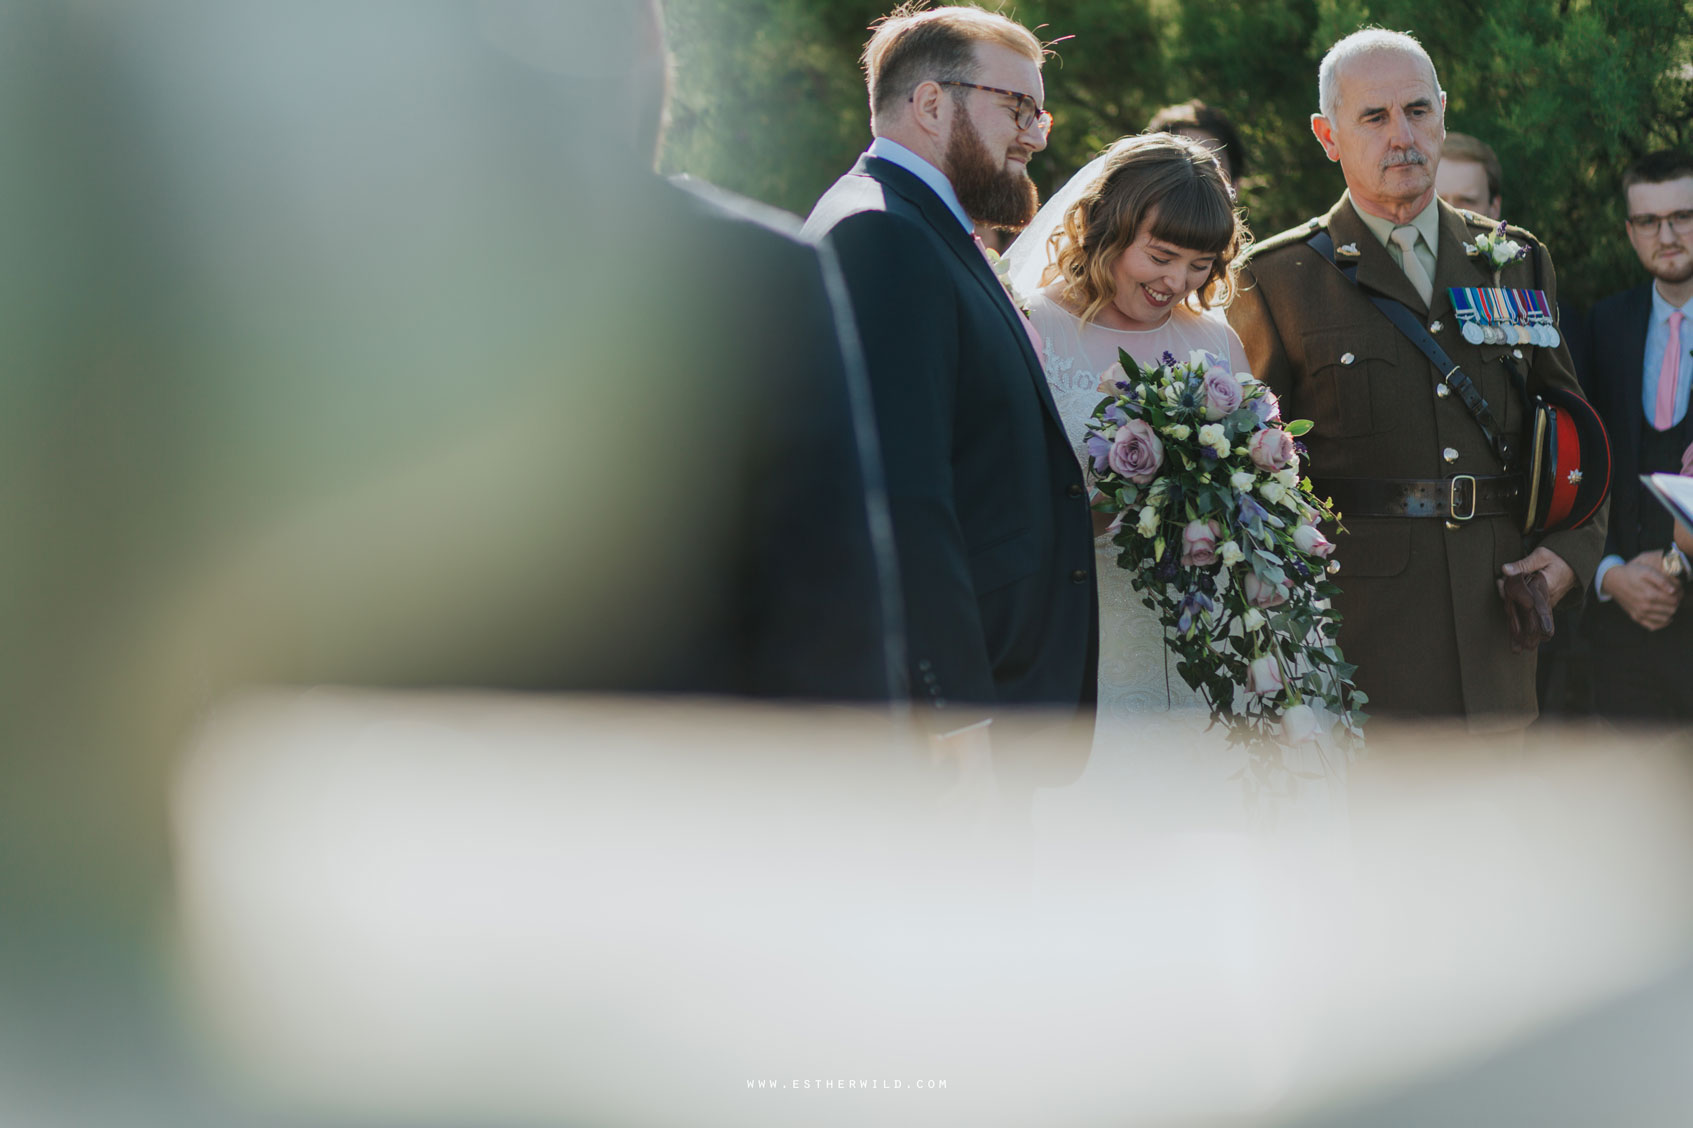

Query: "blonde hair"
left=1044, top=133, right=1248, bottom=325
left=863, top=3, right=1044, bottom=126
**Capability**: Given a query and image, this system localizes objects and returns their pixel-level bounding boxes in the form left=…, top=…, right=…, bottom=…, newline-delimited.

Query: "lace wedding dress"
left=1029, top=288, right=1270, bottom=836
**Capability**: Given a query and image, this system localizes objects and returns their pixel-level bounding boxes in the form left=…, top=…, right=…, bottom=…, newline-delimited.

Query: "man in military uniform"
left=1228, top=29, right=1606, bottom=730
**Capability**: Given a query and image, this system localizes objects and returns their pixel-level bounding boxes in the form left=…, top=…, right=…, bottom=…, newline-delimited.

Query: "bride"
left=1007, top=132, right=1269, bottom=833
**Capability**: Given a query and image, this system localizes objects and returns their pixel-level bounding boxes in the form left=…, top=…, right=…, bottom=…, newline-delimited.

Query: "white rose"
left=1242, top=607, right=1266, bottom=632
left=1281, top=703, right=1322, bottom=746
left=1136, top=506, right=1159, bottom=536
left=1259, top=480, right=1288, bottom=505
left=1230, top=470, right=1256, bottom=490
left=1197, top=423, right=1229, bottom=455
left=1273, top=467, right=1300, bottom=490
left=1164, top=423, right=1192, bottom=441
left=1219, top=540, right=1244, bottom=566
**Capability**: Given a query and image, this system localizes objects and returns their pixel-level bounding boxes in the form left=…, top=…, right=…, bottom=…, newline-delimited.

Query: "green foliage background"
left=660, top=0, right=1693, bottom=309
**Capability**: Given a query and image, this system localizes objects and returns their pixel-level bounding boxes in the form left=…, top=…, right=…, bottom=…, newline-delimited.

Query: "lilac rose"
left=1249, top=427, right=1297, bottom=472
left=1108, top=418, right=1165, bottom=484
left=1202, top=369, right=1243, bottom=421
left=1243, top=572, right=1290, bottom=608
left=1180, top=518, right=1221, bottom=567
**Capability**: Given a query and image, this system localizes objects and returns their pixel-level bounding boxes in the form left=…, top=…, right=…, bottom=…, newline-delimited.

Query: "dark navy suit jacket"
left=1584, top=284, right=1688, bottom=562
left=802, top=154, right=1097, bottom=723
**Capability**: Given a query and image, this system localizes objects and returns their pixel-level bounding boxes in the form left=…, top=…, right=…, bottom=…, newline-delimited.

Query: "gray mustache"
left=1381, top=149, right=1428, bottom=169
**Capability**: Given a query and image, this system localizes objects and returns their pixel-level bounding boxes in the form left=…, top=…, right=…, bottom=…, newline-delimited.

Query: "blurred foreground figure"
left=175, top=696, right=1693, bottom=1127
left=2, top=1, right=896, bottom=1122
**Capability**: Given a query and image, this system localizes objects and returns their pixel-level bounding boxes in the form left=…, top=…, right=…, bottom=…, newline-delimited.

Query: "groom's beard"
left=944, top=114, right=1039, bottom=231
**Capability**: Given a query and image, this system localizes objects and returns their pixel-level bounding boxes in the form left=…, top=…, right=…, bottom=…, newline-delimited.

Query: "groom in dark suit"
left=1583, top=150, right=1693, bottom=723
left=803, top=6, right=1096, bottom=771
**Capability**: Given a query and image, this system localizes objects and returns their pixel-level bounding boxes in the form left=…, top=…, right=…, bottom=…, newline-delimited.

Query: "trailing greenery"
left=661, top=0, right=1692, bottom=308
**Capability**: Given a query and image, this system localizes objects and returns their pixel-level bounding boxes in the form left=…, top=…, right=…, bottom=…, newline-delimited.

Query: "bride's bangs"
left=1143, top=183, right=1234, bottom=257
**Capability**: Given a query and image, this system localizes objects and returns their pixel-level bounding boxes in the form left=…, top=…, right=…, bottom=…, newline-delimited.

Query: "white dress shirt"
left=866, top=137, right=973, bottom=235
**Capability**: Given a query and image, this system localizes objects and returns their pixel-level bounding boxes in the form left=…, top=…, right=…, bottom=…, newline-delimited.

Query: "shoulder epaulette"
left=1244, top=217, right=1323, bottom=261
left=1459, top=208, right=1540, bottom=247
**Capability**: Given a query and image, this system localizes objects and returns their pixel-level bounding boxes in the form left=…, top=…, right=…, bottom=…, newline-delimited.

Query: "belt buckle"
left=1449, top=474, right=1478, bottom=521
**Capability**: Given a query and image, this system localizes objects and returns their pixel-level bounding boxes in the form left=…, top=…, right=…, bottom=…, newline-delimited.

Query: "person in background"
left=1147, top=98, right=1247, bottom=188
left=1434, top=131, right=1503, bottom=219
left=1583, top=150, right=1693, bottom=725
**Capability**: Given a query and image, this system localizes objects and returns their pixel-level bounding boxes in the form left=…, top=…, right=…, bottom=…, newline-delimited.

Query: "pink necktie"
left=973, top=233, right=1044, bottom=361
left=1654, top=310, right=1684, bottom=431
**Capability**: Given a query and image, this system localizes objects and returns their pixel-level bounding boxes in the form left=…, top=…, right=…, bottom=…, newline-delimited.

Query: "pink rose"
left=1249, top=427, right=1296, bottom=472
left=1293, top=522, right=1335, bottom=559
left=1280, top=702, right=1320, bottom=745
left=1096, top=362, right=1131, bottom=394
left=1247, top=655, right=1284, bottom=695
left=1180, top=518, right=1221, bottom=567
left=1108, top=418, right=1165, bottom=484
left=1202, top=369, right=1243, bottom=420
left=1243, top=572, right=1289, bottom=608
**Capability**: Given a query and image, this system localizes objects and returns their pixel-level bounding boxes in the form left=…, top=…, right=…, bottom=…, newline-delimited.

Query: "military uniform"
left=1228, top=192, right=1607, bottom=731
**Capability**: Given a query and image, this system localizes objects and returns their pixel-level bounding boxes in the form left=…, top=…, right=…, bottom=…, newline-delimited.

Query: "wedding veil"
left=1003, top=150, right=1112, bottom=299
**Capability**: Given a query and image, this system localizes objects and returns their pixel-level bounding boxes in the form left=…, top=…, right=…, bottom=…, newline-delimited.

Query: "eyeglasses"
left=937, top=81, right=1053, bottom=136
left=1626, top=209, right=1693, bottom=237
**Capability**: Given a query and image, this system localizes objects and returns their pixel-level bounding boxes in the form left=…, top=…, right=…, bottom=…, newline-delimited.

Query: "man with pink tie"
left=1585, top=150, right=1693, bottom=722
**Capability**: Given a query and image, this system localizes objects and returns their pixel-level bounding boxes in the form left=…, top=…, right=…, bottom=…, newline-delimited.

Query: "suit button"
left=1070, top=569, right=1088, bottom=584
left=1067, top=483, right=1084, bottom=498
left=1436, top=384, right=1451, bottom=398
left=917, top=659, right=933, bottom=672
left=1442, top=447, right=1459, bottom=463
left=1340, top=352, right=1355, bottom=365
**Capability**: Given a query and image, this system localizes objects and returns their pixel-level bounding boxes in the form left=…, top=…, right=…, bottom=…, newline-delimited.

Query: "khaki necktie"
left=1390, top=225, right=1434, bottom=307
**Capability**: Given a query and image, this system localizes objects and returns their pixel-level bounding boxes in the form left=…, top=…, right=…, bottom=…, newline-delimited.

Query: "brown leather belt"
left=1320, top=474, right=1523, bottom=521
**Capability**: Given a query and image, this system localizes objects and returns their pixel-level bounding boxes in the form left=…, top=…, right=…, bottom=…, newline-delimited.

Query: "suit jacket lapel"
left=856, top=154, right=1065, bottom=431
left=1329, top=194, right=1429, bottom=315
left=1620, top=284, right=1652, bottom=444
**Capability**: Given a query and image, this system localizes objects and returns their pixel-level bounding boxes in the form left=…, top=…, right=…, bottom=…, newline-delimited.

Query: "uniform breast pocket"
left=1302, top=328, right=1394, bottom=438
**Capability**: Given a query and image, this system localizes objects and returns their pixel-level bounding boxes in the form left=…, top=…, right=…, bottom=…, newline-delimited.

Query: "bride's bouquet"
left=1086, top=348, right=1366, bottom=790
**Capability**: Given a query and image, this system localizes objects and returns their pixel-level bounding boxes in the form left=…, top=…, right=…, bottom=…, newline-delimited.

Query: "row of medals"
left=1449, top=287, right=1561, bottom=349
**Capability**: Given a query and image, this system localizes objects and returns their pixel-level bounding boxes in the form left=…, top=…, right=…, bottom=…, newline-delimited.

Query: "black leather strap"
left=1323, top=474, right=1523, bottom=520
left=1307, top=229, right=1518, bottom=469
